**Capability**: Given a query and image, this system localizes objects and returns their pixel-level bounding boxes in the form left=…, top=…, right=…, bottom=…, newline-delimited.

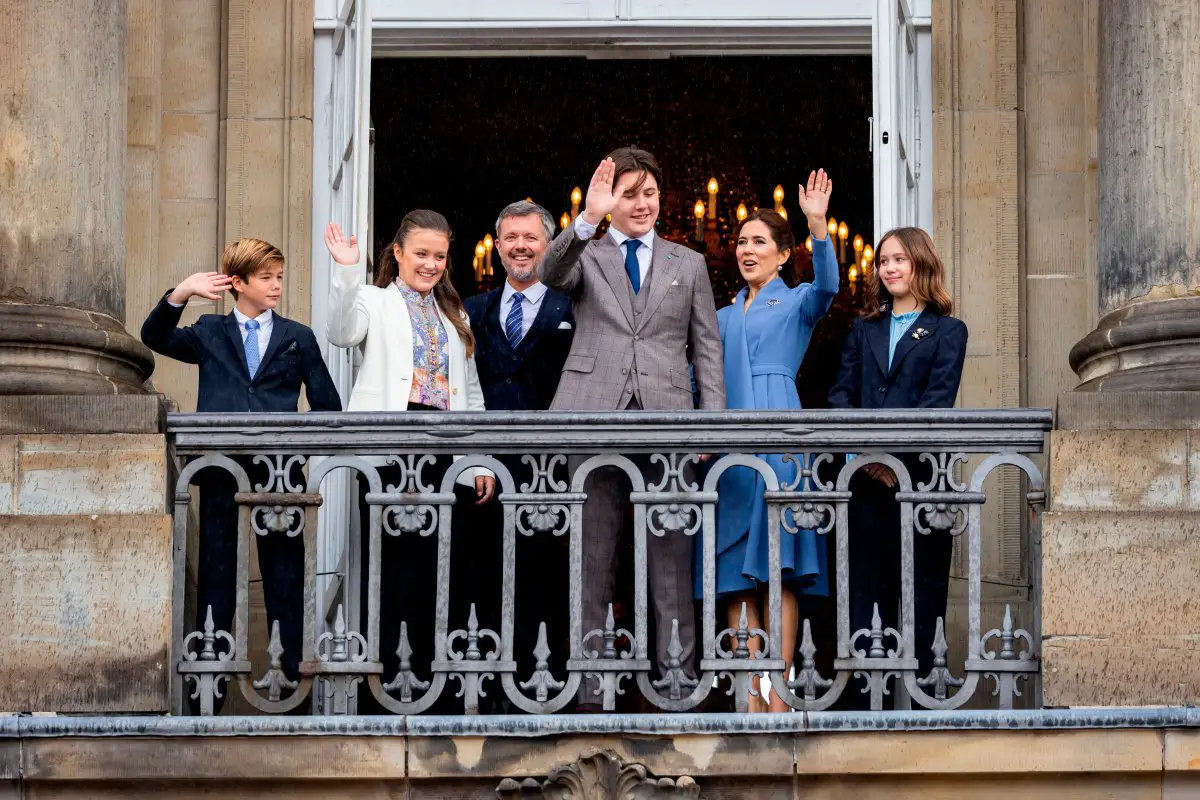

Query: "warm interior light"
left=805, top=236, right=813, bottom=252
left=849, top=266, right=859, bottom=281
left=707, top=177, right=719, bottom=195
left=827, top=217, right=838, bottom=236
left=778, top=208, right=788, bottom=220
left=736, top=203, right=748, bottom=222
left=475, top=242, right=485, bottom=258
left=863, top=244, right=874, bottom=262
left=772, top=184, right=785, bottom=205
left=838, top=221, right=849, bottom=241
left=570, top=187, right=582, bottom=205
left=694, top=200, right=705, bottom=219
left=560, top=212, right=570, bottom=230
left=484, top=234, right=493, bottom=251
left=853, top=234, right=864, bottom=252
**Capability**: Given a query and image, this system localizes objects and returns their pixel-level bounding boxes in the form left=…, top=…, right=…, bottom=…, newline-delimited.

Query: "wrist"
left=808, top=217, right=828, bottom=239
left=166, top=287, right=191, bottom=305
left=581, top=209, right=604, bottom=226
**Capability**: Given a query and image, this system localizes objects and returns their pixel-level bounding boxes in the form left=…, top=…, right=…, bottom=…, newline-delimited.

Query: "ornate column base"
left=1069, top=296, right=1200, bottom=391
left=0, top=303, right=154, bottom=395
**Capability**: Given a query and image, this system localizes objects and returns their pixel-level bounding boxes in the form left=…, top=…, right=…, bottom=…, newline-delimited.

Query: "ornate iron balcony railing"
left=167, top=409, right=1050, bottom=716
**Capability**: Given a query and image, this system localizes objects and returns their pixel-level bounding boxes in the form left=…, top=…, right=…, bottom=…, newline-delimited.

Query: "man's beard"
left=503, top=256, right=539, bottom=284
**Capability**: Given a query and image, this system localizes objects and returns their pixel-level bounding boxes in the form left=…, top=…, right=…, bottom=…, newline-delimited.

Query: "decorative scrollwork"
left=981, top=604, right=1035, bottom=662
left=251, top=620, right=298, bottom=701
left=181, top=605, right=233, bottom=663
left=651, top=619, right=698, bottom=701
left=648, top=502, right=701, bottom=537
left=251, top=503, right=305, bottom=537
left=916, top=617, right=965, bottom=700
left=382, top=620, right=431, bottom=702
left=382, top=502, right=437, bottom=537
left=518, top=622, right=566, bottom=702
left=520, top=453, right=568, bottom=493
left=447, top=603, right=501, bottom=662
left=780, top=452, right=834, bottom=492
left=385, top=453, right=438, bottom=493
left=716, top=602, right=767, bottom=659
left=252, top=453, right=306, bottom=492
left=582, top=603, right=634, bottom=661
left=914, top=501, right=968, bottom=536
left=517, top=503, right=570, bottom=537
left=850, top=603, right=902, bottom=659
left=316, top=604, right=367, bottom=663
left=789, top=619, right=833, bottom=700
left=496, top=749, right=702, bottom=799
left=646, top=452, right=699, bottom=492
left=917, top=452, right=968, bottom=492
left=782, top=501, right=835, bottom=535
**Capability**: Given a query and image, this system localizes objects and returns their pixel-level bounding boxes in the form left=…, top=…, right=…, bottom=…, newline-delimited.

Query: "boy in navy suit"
left=142, top=239, right=341, bottom=710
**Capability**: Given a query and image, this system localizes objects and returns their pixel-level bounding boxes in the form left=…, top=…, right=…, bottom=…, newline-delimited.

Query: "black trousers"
left=192, top=458, right=305, bottom=714
left=844, top=467, right=954, bottom=709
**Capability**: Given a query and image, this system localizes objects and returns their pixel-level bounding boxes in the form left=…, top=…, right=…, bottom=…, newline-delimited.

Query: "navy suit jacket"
left=140, top=293, right=342, bottom=413
left=465, top=286, right=574, bottom=411
left=828, top=307, right=968, bottom=410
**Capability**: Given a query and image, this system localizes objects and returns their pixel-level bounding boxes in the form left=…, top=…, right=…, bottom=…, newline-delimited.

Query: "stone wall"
left=1044, top=392, right=1200, bottom=706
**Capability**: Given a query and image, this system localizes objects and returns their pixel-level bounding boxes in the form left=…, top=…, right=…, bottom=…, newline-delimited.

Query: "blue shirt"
left=888, top=310, right=922, bottom=367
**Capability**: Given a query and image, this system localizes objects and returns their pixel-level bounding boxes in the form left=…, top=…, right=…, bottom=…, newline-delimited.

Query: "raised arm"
left=324, top=223, right=371, bottom=348
left=796, top=169, right=839, bottom=324
left=540, top=159, right=619, bottom=294
left=140, top=272, right=232, bottom=364
left=688, top=261, right=726, bottom=410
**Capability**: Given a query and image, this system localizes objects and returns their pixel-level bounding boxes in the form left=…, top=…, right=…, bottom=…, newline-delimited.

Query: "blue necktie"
left=244, top=319, right=261, bottom=378
left=505, top=292, right=525, bottom=348
left=623, top=239, right=641, bottom=294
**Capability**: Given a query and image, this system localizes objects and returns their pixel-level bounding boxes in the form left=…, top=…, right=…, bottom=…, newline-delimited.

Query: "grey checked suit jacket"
left=538, top=224, right=726, bottom=411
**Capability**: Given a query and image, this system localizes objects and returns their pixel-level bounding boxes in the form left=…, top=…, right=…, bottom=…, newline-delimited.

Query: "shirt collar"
left=232, top=306, right=273, bottom=327
left=396, top=280, right=436, bottom=307
left=608, top=226, right=656, bottom=253
left=891, top=309, right=922, bottom=322
left=502, top=280, right=547, bottom=306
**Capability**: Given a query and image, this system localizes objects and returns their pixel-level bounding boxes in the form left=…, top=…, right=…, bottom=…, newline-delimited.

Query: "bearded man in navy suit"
left=465, top=201, right=574, bottom=704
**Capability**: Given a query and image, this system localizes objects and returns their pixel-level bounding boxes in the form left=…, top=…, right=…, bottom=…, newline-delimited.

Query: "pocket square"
left=670, top=279, right=680, bottom=286
left=558, top=321, right=573, bottom=330
left=284, top=341, right=298, bottom=352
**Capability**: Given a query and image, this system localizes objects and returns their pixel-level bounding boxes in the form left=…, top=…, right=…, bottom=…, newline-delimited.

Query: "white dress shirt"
left=573, top=215, right=656, bottom=286
left=498, top=280, right=548, bottom=340
left=232, top=307, right=273, bottom=355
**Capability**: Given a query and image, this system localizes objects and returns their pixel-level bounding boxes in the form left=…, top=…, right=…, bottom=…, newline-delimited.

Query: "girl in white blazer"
left=324, top=212, right=494, bottom=499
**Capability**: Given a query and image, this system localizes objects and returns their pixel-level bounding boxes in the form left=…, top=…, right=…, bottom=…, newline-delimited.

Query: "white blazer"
left=328, top=261, right=489, bottom=484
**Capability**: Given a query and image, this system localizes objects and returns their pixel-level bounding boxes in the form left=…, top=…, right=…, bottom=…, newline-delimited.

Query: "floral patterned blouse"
left=397, top=280, right=450, bottom=410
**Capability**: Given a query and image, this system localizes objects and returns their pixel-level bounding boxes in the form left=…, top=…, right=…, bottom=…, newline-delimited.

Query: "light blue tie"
left=505, top=292, right=525, bottom=348
left=623, top=239, right=641, bottom=294
left=244, top=319, right=261, bottom=378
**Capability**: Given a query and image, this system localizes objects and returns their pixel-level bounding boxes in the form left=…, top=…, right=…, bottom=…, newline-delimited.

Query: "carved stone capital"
left=496, top=749, right=702, bottom=800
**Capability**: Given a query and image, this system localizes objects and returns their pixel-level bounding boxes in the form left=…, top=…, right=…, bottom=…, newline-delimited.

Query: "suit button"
left=634, top=311, right=641, bottom=316
left=506, top=378, right=512, bottom=384
left=248, top=387, right=255, bottom=394
left=878, top=386, right=886, bottom=393
left=512, top=356, right=518, bottom=361
left=634, top=335, right=641, bottom=341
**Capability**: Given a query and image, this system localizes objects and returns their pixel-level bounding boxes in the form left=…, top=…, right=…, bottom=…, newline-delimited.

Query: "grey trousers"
left=570, top=450, right=698, bottom=705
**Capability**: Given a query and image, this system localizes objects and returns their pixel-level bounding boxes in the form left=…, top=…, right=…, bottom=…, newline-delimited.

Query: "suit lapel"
left=638, top=240, right=681, bottom=328
left=865, top=314, right=890, bottom=377
left=255, top=315, right=290, bottom=376
left=517, top=289, right=568, bottom=355
left=224, top=314, right=250, bottom=377
left=888, top=309, right=940, bottom=377
left=483, top=288, right=515, bottom=357
left=594, top=235, right=635, bottom=328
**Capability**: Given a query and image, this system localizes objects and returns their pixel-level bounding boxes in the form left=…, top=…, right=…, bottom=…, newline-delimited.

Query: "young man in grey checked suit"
left=539, top=147, right=726, bottom=709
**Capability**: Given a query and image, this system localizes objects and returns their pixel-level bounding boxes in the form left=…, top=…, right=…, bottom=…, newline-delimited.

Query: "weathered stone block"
left=157, top=198, right=220, bottom=285
left=163, top=0, right=221, bottom=114
left=1049, top=430, right=1187, bottom=510
left=1043, top=511, right=1200, bottom=638
left=0, top=514, right=172, bottom=712
left=0, top=437, right=14, bottom=514
left=15, top=435, right=167, bottom=515
left=1043, top=639, right=1200, bottom=707
left=1058, top=391, right=1200, bottom=431
left=160, top=113, right=219, bottom=201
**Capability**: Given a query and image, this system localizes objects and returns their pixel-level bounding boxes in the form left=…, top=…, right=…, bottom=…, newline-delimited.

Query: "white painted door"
left=873, top=0, right=920, bottom=237
left=319, top=0, right=373, bottom=654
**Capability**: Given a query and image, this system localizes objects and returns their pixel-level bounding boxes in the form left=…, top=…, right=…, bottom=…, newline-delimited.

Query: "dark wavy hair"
left=736, top=209, right=797, bottom=283
left=374, top=209, right=475, bottom=356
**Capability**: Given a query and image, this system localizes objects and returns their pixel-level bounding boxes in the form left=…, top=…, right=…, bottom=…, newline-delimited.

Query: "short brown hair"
left=737, top=209, right=796, bottom=281
left=221, top=238, right=285, bottom=299
left=864, top=227, right=954, bottom=319
left=605, top=146, right=662, bottom=194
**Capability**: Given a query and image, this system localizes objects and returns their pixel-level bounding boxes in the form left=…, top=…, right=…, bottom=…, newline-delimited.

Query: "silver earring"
left=777, top=265, right=784, bottom=271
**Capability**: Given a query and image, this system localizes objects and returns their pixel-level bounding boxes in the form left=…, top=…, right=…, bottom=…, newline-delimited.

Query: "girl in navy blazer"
left=828, top=227, right=967, bottom=706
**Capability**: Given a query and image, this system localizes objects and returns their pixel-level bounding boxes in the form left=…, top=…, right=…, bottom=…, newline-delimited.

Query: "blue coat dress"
left=697, top=236, right=840, bottom=598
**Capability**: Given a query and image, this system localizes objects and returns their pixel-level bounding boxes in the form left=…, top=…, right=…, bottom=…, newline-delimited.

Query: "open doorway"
left=369, top=55, right=874, bottom=406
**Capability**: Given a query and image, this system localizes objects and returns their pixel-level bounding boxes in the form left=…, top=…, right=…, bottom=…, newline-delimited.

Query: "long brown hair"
left=863, top=227, right=954, bottom=320
left=375, top=210, right=475, bottom=357
left=737, top=209, right=796, bottom=283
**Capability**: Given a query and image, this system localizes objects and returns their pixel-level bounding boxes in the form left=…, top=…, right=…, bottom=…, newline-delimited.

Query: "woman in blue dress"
left=699, top=170, right=838, bottom=712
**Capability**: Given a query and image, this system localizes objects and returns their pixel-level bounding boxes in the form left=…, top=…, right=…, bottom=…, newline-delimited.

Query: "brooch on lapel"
left=911, top=327, right=930, bottom=340
left=766, top=298, right=781, bottom=307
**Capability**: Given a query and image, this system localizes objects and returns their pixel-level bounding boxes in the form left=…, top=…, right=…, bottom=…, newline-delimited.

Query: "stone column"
left=0, top=0, right=152, bottom=394
left=1069, top=0, right=1200, bottom=390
